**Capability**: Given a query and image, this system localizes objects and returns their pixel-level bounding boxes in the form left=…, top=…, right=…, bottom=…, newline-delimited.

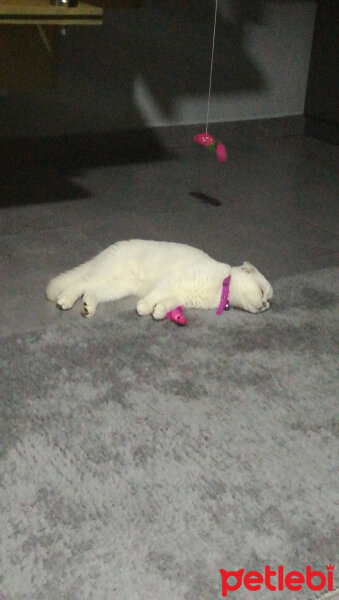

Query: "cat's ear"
left=242, top=261, right=256, bottom=274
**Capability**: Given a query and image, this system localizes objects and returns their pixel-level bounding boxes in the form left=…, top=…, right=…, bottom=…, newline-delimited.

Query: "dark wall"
left=0, top=0, right=316, bottom=138
left=305, top=0, right=339, bottom=143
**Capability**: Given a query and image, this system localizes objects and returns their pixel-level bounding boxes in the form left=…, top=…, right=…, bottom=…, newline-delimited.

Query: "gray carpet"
left=1, top=267, right=338, bottom=600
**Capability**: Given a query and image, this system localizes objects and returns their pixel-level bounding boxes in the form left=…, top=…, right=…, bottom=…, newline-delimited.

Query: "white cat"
left=46, top=239, right=273, bottom=319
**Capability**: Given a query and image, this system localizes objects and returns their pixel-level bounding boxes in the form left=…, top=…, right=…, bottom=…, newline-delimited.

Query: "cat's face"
left=229, top=262, right=273, bottom=313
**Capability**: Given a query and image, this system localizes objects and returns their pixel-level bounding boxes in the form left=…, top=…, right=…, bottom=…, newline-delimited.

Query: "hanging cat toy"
left=166, top=1, right=226, bottom=328
left=194, top=0, right=227, bottom=162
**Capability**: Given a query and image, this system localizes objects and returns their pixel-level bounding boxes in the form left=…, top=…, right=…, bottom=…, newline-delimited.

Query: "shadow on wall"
left=0, top=0, right=267, bottom=207
left=60, top=0, right=266, bottom=126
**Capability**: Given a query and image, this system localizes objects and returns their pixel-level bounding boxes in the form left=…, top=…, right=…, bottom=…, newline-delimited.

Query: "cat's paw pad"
left=81, top=300, right=96, bottom=318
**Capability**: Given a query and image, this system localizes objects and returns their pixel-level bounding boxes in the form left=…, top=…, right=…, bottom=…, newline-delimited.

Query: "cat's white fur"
left=46, top=239, right=273, bottom=318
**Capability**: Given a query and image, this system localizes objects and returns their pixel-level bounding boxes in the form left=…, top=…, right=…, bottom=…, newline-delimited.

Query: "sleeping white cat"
left=46, top=239, right=273, bottom=319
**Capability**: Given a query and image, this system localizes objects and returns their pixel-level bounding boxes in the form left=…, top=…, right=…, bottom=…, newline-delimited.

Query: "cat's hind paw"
left=56, top=294, right=76, bottom=311
left=81, top=294, right=97, bottom=318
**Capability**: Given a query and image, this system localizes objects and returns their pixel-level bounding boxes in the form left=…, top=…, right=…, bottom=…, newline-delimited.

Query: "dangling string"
left=194, top=0, right=227, bottom=162
left=205, top=0, right=218, bottom=133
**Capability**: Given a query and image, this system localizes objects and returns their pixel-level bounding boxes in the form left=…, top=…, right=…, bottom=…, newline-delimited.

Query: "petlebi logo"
left=219, top=564, right=335, bottom=597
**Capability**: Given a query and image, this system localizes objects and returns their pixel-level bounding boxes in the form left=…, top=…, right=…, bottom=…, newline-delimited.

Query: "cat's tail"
left=46, top=262, right=91, bottom=302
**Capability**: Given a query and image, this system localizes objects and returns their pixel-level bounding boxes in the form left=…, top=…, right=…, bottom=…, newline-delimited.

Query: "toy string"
left=205, top=0, right=218, bottom=133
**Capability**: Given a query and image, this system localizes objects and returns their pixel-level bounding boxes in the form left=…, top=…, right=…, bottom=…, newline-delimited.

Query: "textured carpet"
left=1, top=268, right=338, bottom=600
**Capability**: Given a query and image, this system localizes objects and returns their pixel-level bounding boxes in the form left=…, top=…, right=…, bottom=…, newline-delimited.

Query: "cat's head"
left=229, top=262, right=273, bottom=313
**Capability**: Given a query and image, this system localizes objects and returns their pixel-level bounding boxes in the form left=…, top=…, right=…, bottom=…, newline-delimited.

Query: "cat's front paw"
left=153, top=303, right=167, bottom=320
left=136, top=299, right=152, bottom=316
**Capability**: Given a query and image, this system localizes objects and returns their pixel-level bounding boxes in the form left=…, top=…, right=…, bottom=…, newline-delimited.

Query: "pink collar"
left=216, top=275, right=231, bottom=314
